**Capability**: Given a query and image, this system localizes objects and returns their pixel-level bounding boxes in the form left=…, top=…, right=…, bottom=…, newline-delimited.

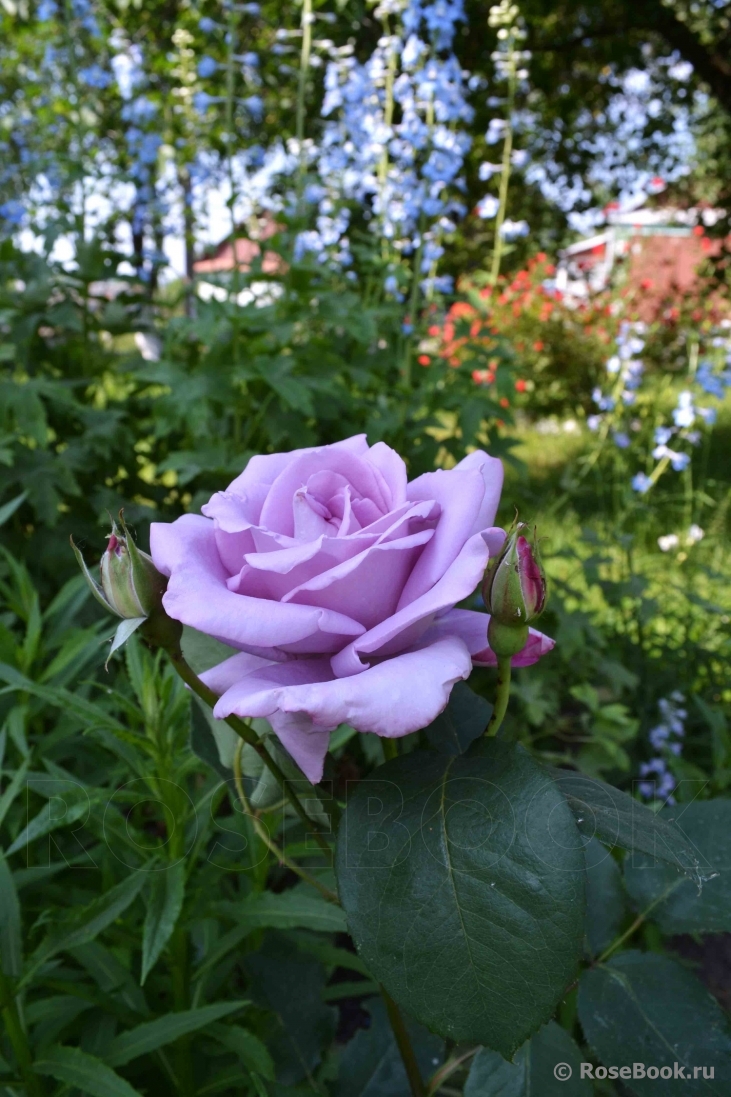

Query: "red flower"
left=515, top=379, right=527, bottom=393
left=418, top=355, right=431, bottom=366
left=532, top=340, right=544, bottom=352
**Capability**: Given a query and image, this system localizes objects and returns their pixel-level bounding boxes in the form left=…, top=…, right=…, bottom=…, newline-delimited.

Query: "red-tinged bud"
left=71, top=513, right=179, bottom=662
left=98, top=516, right=166, bottom=619
left=482, top=521, right=547, bottom=658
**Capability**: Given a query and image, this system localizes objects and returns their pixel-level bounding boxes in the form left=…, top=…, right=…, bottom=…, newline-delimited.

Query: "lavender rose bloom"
left=150, top=436, right=553, bottom=782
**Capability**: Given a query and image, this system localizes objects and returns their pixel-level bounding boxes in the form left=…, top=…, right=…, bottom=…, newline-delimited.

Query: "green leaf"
left=34, top=1045, right=144, bottom=1097
left=583, top=838, right=628, bottom=957
left=464, top=1021, right=591, bottom=1096
left=424, top=681, right=492, bottom=756
left=214, top=889, right=346, bottom=934
left=549, top=768, right=701, bottom=883
left=141, top=862, right=185, bottom=985
left=246, top=937, right=337, bottom=1085
left=208, top=1023, right=275, bottom=1082
left=0, top=663, right=128, bottom=735
left=72, top=941, right=150, bottom=1017
left=6, top=792, right=96, bottom=856
left=0, top=757, right=29, bottom=828
left=333, top=997, right=443, bottom=1097
left=578, top=951, right=731, bottom=1093
left=27, top=872, right=146, bottom=981
left=190, top=694, right=238, bottom=780
left=336, top=742, right=586, bottom=1056
left=105, top=1002, right=248, bottom=1067
left=623, top=800, right=731, bottom=934
left=181, top=625, right=237, bottom=674
left=0, top=491, right=27, bottom=527
left=0, top=850, right=21, bottom=977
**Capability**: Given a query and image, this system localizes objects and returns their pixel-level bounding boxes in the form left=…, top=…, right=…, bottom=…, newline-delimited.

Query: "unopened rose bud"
left=99, top=520, right=166, bottom=619
left=72, top=514, right=179, bottom=661
left=482, top=522, right=546, bottom=657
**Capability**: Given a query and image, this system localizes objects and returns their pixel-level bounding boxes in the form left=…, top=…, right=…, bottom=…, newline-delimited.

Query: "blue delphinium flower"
left=197, top=56, right=218, bottom=78
left=476, top=194, right=499, bottom=219
left=632, top=472, right=652, bottom=493
left=0, top=200, right=25, bottom=225
left=639, top=693, right=686, bottom=802
left=37, top=0, right=58, bottom=20
left=79, top=64, right=112, bottom=89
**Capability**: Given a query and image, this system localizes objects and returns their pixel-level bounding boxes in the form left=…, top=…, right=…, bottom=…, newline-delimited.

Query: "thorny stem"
left=232, top=741, right=339, bottom=903
left=166, top=645, right=332, bottom=857
left=485, top=654, right=512, bottom=737
left=382, top=989, right=426, bottom=1097
left=0, top=962, right=43, bottom=1097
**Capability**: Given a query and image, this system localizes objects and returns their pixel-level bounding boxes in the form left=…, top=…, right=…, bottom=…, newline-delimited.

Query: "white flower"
left=657, top=534, right=680, bottom=552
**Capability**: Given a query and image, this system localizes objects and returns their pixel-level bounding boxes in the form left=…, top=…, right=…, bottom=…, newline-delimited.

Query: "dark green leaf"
left=424, top=681, right=492, bottom=756
left=34, top=1045, right=144, bottom=1097
left=6, top=793, right=96, bottom=856
left=578, top=951, right=731, bottom=1093
left=190, top=694, right=238, bottom=780
left=464, top=1022, right=591, bottom=1096
left=141, top=862, right=185, bottom=985
left=0, top=491, right=27, bottom=527
left=623, top=801, right=731, bottom=934
left=105, top=1002, right=248, bottom=1066
left=72, top=941, right=149, bottom=1017
left=27, top=872, right=146, bottom=981
left=246, top=937, right=337, bottom=1085
left=337, top=743, right=586, bottom=1056
left=0, top=850, right=21, bottom=977
left=208, top=1023, right=276, bottom=1081
left=214, top=889, right=346, bottom=934
left=583, top=838, right=628, bottom=957
left=181, top=625, right=237, bottom=674
left=549, top=768, right=701, bottom=883
left=333, top=997, right=443, bottom=1097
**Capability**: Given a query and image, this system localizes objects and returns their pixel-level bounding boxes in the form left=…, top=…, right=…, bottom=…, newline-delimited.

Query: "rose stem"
left=382, top=989, right=426, bottom=1097
left=166, top=644, right=332, bottom=858
left=232, top=741, right=339, bottom=903
left=485, top=654, right=512, bottom=737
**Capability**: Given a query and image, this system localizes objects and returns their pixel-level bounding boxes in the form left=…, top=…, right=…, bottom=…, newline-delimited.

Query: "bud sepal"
left=482, top=520, right=547, bottom=660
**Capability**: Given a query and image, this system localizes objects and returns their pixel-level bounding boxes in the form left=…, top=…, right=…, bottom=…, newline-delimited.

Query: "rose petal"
left=364, top=441, right=408, bottom=508
left=260, top=448, right=393, bottom=536
left=423, top=607, right=555, bottom=667
left=212, top=635, right=473, bottom=782
left=150, top=515, right=366, bottom=654
left=283, top=528, right=435, bottom=630
left=399, top=466, right=494, bottom=607
left=454, top=450, right=505, bottom=535
left=330, top=531, right=490, bottom=676
left=224, top=435, right=370, bottom=505
left=200, top=651, right=280, bottom=694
